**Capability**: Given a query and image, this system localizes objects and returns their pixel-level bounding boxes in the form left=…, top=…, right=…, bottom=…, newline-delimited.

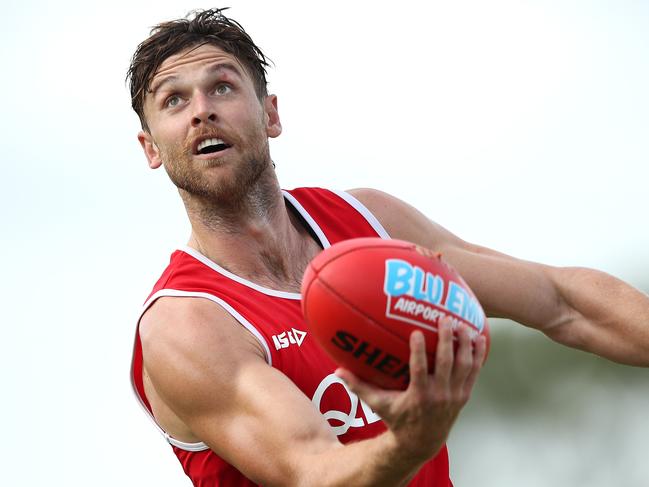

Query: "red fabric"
left=131, top=187, right=451, bottom=486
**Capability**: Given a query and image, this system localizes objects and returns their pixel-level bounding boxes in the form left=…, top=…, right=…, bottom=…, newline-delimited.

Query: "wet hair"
left=126, top=8, right=271, bottom=131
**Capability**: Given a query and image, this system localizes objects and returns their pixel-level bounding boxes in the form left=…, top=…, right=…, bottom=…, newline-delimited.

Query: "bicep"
left=349, top=188, right=568, bottom=330
left=140, top=297, right=341, bottom=487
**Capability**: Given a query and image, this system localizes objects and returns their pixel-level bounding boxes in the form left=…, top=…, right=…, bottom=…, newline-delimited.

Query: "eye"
left=164, top=95, right=182, bottom=108
left=215, top=84, right=232, bottom=96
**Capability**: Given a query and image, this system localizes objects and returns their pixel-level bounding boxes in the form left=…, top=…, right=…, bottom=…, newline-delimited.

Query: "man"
left=128, top=8, right=649, bottom=487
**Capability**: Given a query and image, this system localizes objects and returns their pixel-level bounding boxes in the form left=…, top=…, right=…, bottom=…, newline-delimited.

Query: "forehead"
left=150, top=44, right=249, bottom=90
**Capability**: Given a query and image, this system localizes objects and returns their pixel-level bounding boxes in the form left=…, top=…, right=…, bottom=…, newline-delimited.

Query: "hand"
left=336, top=317, right=487, bottom=463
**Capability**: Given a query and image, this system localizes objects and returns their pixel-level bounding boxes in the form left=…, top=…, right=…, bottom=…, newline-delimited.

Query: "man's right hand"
left=336, top=318, right=487, bottom=466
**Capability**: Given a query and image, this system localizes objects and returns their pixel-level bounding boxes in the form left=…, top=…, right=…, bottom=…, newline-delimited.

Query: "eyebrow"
left=149, top=62, right=244, bottom=96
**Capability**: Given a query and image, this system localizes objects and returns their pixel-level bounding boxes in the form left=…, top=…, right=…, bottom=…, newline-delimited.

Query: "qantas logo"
left=311, top=373, right=381, bottom=436
left=272, top=328, right=307, bottom=350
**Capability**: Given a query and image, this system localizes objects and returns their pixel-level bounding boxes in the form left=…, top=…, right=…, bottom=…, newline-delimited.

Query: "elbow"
left=542, top=319, right=586, bottom=350
left=540, top=304, right=587, bottom=351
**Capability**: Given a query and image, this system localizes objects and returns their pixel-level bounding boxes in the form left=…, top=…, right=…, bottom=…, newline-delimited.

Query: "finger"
left=414, top=245, right=442, bottom=260
left=451, top=325, right=474, bottom=384
left=407, top=330, right=428, bottom=391
left=334, top=368, right=391, bottom=412
left=463, top=335, right=487, bottom=393
left=433, top=317, right=454, bottom=388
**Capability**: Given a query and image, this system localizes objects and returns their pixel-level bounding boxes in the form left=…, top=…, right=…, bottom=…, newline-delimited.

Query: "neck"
left=183, top=176, right=321, bottom=292
left=185, top=170, right=281, bottom=234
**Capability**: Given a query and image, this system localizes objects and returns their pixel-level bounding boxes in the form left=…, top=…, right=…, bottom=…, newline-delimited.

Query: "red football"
left=301, top=238, right=490, bottom=390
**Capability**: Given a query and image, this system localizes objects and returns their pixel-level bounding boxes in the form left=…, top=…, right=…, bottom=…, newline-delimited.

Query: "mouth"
left=193, top=136, right=232, bottom=156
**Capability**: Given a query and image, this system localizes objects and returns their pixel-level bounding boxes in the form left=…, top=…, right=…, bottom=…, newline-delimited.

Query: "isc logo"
left=272, top=328, right=307, bottom=350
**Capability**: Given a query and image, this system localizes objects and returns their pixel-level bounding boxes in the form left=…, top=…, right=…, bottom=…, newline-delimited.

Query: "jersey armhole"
left=138, top=289, right=273, bottom=366
left=131, top=289, right=274, bottom=452
left=330, top=189, right=391, bottom=239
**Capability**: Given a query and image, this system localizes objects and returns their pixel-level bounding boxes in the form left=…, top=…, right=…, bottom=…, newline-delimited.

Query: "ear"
left=137, top=131, right=163, bottom=169
left=264, top=95, right=282, bottom=138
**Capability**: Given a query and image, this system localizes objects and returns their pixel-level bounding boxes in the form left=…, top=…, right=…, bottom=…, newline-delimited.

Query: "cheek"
left=233, top=95, right=266, bottom=123
left=228, top=100, right=261, bottom=126
left=152, top=120, right=185, bottom=148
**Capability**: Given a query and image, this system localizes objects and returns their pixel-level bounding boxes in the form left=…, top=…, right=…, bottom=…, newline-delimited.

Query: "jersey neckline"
left=179, top=190, right=331, bottom=300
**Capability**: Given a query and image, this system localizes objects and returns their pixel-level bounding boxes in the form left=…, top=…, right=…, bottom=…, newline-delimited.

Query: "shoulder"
left=139, top=296, right=267, bottom=411
left=346, top=187, right=432, bottom=231
left=140, top=296, right=266, bottom=360
left=346, top=187, right=466, bottom=252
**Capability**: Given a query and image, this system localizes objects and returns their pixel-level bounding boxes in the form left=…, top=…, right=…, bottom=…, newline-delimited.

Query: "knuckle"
left=472, top=359, right=483, bottom=373
left=433, top=390, right=451, bottom=404
left=409, top=365, right=425, bottom=381
left=411, top=360, right=425, bottom=373
left=456, top=354, right=473, bottom=369
left=458, top=390, right=471, bottom=405
left=408, top=388, right=426, bottom=404
left=436, top=355, right=453, bottom=370
left=449, top=390, right=469, bottom=406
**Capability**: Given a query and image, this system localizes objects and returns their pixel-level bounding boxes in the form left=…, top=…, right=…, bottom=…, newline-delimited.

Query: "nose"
left=190, top=92, right=217, bottom=127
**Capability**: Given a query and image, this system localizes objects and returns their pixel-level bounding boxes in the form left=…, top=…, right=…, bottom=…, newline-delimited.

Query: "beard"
left=159, top=127, right=273, bottom=213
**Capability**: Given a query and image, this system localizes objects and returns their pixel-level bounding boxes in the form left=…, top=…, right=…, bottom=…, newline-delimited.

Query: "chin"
left=195, top=157, right=226, bottom=168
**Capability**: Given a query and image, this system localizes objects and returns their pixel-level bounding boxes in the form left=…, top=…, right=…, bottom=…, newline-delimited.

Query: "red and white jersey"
left=131, top=187, right=452, bottom=486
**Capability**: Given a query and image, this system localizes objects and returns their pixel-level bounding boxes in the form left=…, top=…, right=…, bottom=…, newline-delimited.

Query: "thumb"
left=335, top=368, right=392, bottom=413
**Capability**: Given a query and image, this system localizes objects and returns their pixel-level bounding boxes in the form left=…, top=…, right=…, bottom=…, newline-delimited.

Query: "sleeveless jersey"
left=131, top=187, right=452, bottom=486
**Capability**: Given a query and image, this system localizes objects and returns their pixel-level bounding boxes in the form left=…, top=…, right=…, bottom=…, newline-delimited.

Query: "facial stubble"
left=159, top=131, right=274, bottom=217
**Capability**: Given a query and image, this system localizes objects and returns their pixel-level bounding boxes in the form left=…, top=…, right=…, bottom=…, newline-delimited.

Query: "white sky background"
left=1, top=0, right=647, bottom=486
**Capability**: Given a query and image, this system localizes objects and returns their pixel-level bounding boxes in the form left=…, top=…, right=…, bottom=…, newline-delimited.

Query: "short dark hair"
left=126, top=8, right=271, bottom=131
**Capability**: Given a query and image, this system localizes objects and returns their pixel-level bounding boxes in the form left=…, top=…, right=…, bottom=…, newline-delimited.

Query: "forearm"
left=545, top=266, right=649, bottom=366
left=293, top=430, right=432, bottom=487
left=445, top=243, right=649, bottom=366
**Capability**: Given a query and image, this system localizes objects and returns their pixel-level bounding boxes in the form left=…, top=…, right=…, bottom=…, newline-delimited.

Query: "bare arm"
left=350, top=187, right=649, bottom=366
left=140, top=297, right=486, bottom=487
